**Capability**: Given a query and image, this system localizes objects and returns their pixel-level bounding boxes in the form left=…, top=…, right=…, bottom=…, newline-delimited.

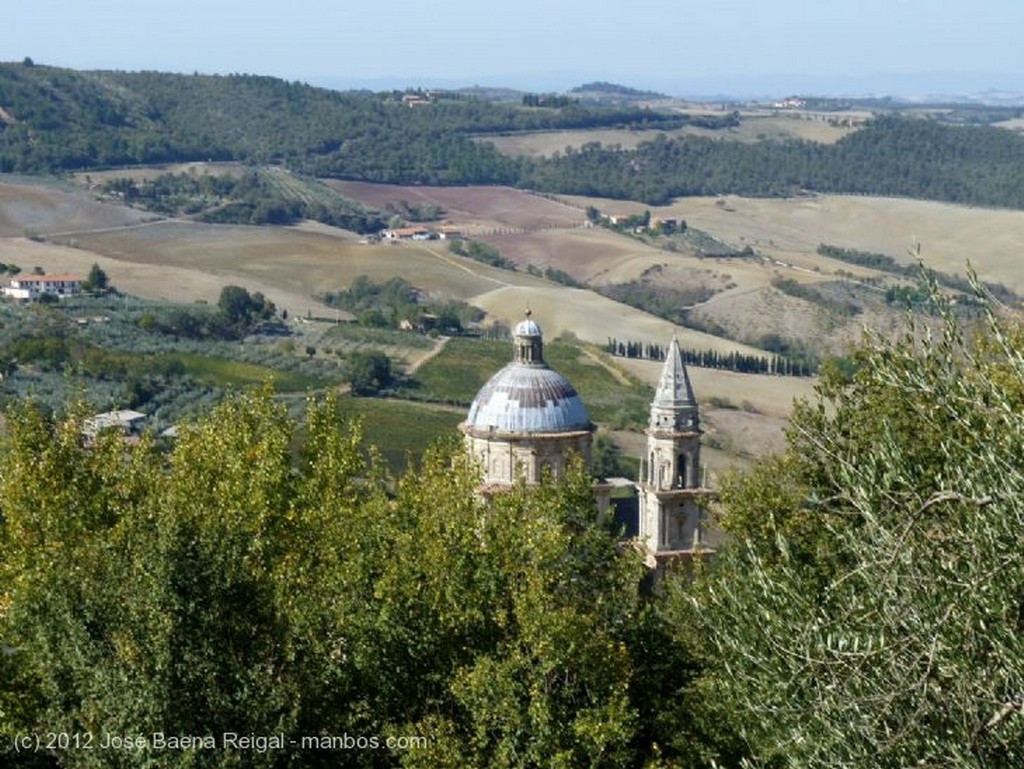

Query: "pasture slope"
left=324, top=180, right=586, bottom=232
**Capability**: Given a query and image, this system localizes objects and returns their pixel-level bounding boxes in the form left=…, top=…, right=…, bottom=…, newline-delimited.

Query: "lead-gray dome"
left=463, top=311, right=592, bottom=435
left=465, top=363, right=591, bottom=433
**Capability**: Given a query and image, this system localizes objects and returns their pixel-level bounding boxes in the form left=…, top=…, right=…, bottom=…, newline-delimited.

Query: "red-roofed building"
left=2, top=274, right=82, bottom=300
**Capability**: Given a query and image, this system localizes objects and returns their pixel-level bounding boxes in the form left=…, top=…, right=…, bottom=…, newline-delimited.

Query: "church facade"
left=460, top=312, right=711, bottom=561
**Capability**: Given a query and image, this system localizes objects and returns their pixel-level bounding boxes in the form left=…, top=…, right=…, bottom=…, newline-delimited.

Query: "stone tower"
left=637, top=336, right=710, bottom=557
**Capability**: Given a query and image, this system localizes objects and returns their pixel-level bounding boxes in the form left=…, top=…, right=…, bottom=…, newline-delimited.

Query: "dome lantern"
left=513, top=309, right=544, bottom=365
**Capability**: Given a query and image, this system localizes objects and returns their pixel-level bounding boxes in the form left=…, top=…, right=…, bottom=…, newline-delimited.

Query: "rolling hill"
left=3, top=63, right=1024, bottom=470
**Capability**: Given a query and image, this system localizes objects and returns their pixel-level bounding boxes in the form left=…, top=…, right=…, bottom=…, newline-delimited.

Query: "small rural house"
left=380, top=227, right=435, bottom=241
left=2, top=274, right=81, bottom=300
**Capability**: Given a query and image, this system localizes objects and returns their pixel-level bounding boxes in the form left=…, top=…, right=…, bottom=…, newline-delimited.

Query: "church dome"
left=463, top=311, right=591, bottom=435
left=465, top=363, right=591, bottom=433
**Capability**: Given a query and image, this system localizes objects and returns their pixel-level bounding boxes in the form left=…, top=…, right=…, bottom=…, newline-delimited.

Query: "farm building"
left=2, top=274, right=81, bottom=300
left=435, top=226, right=464, bottom=240
left=380, top=227, right=435, bottom=241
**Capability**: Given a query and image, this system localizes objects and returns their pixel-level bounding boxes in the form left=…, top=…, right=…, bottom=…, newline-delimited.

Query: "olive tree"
left=681, top=281, right=1024, bottom=767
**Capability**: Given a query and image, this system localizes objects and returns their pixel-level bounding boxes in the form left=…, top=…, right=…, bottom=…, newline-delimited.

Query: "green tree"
left=380, top=446, right=650, bottom=768
left=217, top=284, right=255, bottom=324
left=0, top=385, right=728, bottom=768
left=216, top=284, right=276, bottom=335
left=681, top=282, right=1024, bottom=767
left=0, top=391, right=379, bottom=768
left=591, top=432, right=625, bottom=479
left=345, top=350, right=392, bottom=395
left=84, top=263, right=108, bottom=291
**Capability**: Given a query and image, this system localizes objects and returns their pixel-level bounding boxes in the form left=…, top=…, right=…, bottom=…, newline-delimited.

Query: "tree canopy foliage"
left=527, top=117, right=1024, bottom=206
left=681, top=278, right=1024, bottom=766
left=101, top=169, right=388, bottom=232
left=0, top=64, right=678, bottom=186
left=0, top=390, right=704, bottom=768
left=3, top=275, right=1024, bottom=766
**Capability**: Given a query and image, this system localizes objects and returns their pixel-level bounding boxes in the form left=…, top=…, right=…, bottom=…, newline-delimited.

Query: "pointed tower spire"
left=637, top=334, right=709, bottom=558
left=649, top=336, right=698, bottom=432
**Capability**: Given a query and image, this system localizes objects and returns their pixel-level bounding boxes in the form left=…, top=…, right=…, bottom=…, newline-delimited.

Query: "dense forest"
left=528, top=117, right=1024, bottom=205
left=2, top=287, right=1024, bottom=768
left=0, top=64, right=679, bottom=184
left=4, top=63, right=1024, bottom=209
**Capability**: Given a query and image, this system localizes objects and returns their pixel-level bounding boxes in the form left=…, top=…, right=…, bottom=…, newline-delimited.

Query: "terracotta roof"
left=13, top=274, right=81, bottom=283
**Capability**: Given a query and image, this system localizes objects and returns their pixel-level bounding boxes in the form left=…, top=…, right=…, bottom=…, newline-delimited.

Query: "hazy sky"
left=5, top=1, right=1024, bottom=95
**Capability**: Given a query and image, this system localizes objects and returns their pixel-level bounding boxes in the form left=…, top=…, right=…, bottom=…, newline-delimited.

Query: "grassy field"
left=331, top=396, right=464, bottom=474
left=162, top=352, right=333, bottom=392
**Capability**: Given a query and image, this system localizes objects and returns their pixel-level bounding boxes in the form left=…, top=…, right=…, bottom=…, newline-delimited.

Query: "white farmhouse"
left=2, top=274, right=81, bottom=300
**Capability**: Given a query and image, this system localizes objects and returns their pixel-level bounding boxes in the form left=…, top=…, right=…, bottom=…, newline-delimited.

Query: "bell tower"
left=638, top=336, right=710, bottom=557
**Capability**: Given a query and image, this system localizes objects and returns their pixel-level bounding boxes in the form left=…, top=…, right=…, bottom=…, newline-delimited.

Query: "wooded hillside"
left=3, top=62, right=1024, bottom=209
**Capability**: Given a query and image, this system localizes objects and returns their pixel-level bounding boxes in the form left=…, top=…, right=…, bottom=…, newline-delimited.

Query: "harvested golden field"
left=470, top=283, right=765, bottom=356
left=481, top=128, right=674, bottom=158
left=614, top=356, right=821, bottom=468
left=703, top=113, right=864, bottom=144
left=0, top=175, right=819, bottom=466
left=72, top=161, right=249, bottom=185
left=323, top=181, right=585, bottom=231
left=619, top=356, right=818, bottom=420
left=0, top=179, right=152, bottom=236
left=995, top=117, right=1024, bottom=132
left=482, top=113, right=861, bottom=158
left=0, top=235, right=276, bottom=308
left=0, top=179, right=544, bottom=316
left=66, top=224, right=548, bottom=316
left=480, top=226, right=656, bottom=281
left=668, top=195, right=1024, bottom=291
left=559, top=192, right=1024, bottom=292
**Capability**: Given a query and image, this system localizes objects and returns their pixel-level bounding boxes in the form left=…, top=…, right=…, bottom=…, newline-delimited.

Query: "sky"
left=5, top=1, right=1024, bottom=97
